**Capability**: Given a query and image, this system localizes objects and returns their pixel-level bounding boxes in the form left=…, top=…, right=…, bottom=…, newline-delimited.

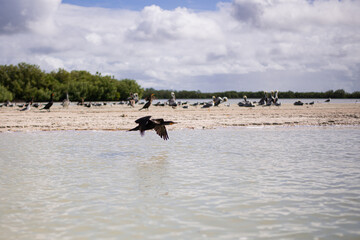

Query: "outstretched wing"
left=154, top=125, right=169, bottom=140
left=135, top=116, right=151, bottom=124
left=151, top=118, right=164, bottom=124
left=134, top=116, right=151, bottom=136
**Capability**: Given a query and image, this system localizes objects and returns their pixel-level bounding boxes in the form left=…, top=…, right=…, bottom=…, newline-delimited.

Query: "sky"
left=0, top=0, right=359, bottom=92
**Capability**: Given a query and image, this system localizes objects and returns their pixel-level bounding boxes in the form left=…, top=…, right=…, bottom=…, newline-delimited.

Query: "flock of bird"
left=1, top=90, right=334, bottom=140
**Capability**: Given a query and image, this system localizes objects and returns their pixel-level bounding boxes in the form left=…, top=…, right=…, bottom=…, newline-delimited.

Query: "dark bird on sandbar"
left=139, top=94, right=155, bottom=111
left=41, top=93, right=54, bottom=111
left=129, top=116, right=176, bottom=140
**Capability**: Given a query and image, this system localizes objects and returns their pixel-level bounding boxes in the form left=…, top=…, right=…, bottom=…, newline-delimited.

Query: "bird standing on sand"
left=139, top=94, right=155, bottom=111
left=168, top=92, right=177, bottom=108
left=62, top=92, right=70, bottom=108
left=128, top=92, right=138, bottom=107
left=273, top=90, right=279, bottom=103
left=258, top=91, right=267, bottom=105
left=214, top=96, right=224, bottom=106
left=41, top=93, right=54, bottom=111
left=20, top=99, right=33, bottom=111
left=202, top=96, right=215, bottom=108
left=266, top=91, right=275, bottom=106
left=273, top=90, right=281, bottom=106
left=129, top=116, right=176, bottom=140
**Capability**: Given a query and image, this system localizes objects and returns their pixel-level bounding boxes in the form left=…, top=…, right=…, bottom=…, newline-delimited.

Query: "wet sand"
left=1, top=102, right=359, bottom=132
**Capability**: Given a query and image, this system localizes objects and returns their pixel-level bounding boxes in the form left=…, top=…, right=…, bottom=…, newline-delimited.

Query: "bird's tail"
left=128, top=126, right=139, bottom=131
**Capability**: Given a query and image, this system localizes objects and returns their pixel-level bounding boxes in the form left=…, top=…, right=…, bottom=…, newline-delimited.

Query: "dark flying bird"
left=41, top=93, right=54, bottom=111
left=129, top=116, right=176, bottom=140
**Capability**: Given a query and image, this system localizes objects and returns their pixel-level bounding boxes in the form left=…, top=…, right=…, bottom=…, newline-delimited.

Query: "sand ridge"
left=1, top=102, right=360, bottom=132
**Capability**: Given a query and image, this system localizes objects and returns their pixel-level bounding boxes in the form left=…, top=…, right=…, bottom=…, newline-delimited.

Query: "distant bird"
left=325, top=98, right=331, bottom=102
left=139, top=94, right=155, bottom=111
left=273, top=90, right=281, bottom=106
left=202, top=101, right=214, bottom=108
left=128, top=92, right=138, bottom=107
left=77, top=98, right=85, bottom=106
left=294, top=100, right=304, bottom=106
left=273, top=90, right=279, bottom=103
left=214, top=96, right=223, bottom=106
left=32, top=103, right=40, bottom=108
left=202, top=96, right=215, bottom=108
left=132, top=93, right=139, bottom=104
left=20, top=99, right=33, bottom=111
left=61, top=92, right=70, bottom=108
left=238, top=96, right=255, bottom=107
left=168, top=92, right=177, bottom=108
left=129, top=116, right=176, bottom=140
left=258, top=91, right=267, bottom=105
left=191, top=102, right=199, bottom=107
left=41, top=93, right=54, bottom=111
left=266, top=91, right=275, bottom=106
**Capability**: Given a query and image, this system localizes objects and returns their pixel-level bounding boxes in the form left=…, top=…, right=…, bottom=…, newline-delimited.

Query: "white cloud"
left=0, top=0, right=61, bottom=34
left=0, top=0, right=359, bottom=92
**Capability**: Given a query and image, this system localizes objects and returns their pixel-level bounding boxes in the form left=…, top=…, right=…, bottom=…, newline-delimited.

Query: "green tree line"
left=0, top=63, right=143, bottom=102
left=1, top=63, right=359, bottom=102
left=143, top=88, right=360, bottom=99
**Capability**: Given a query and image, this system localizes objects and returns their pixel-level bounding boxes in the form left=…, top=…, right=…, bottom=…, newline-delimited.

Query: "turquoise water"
left=1, top=127, right=360, bottom=239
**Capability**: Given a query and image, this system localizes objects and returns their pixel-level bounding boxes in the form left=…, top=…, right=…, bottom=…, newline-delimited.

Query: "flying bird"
left=129, top=116, right=176, bottom=140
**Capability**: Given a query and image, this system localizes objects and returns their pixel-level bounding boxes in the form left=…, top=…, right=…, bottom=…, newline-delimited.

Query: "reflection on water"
left=0, top=127, right=360, bottom=239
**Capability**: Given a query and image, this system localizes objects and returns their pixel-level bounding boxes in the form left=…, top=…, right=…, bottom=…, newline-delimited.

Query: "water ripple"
left=1, top=127, right=360, bottom=239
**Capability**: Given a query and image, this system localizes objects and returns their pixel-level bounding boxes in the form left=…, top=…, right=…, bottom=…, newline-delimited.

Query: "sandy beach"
left=1, top=102, right=359, bottom=132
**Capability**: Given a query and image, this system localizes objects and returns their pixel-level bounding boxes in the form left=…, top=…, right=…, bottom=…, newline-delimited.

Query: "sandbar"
left=1, top=102, right=359, bottom=132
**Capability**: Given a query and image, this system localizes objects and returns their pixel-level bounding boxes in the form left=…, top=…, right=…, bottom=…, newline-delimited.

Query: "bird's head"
left=165, top=121, right=177, bottom=125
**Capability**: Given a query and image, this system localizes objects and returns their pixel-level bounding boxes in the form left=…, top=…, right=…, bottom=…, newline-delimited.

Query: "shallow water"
left=1, top=127, right=360, bottom=239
